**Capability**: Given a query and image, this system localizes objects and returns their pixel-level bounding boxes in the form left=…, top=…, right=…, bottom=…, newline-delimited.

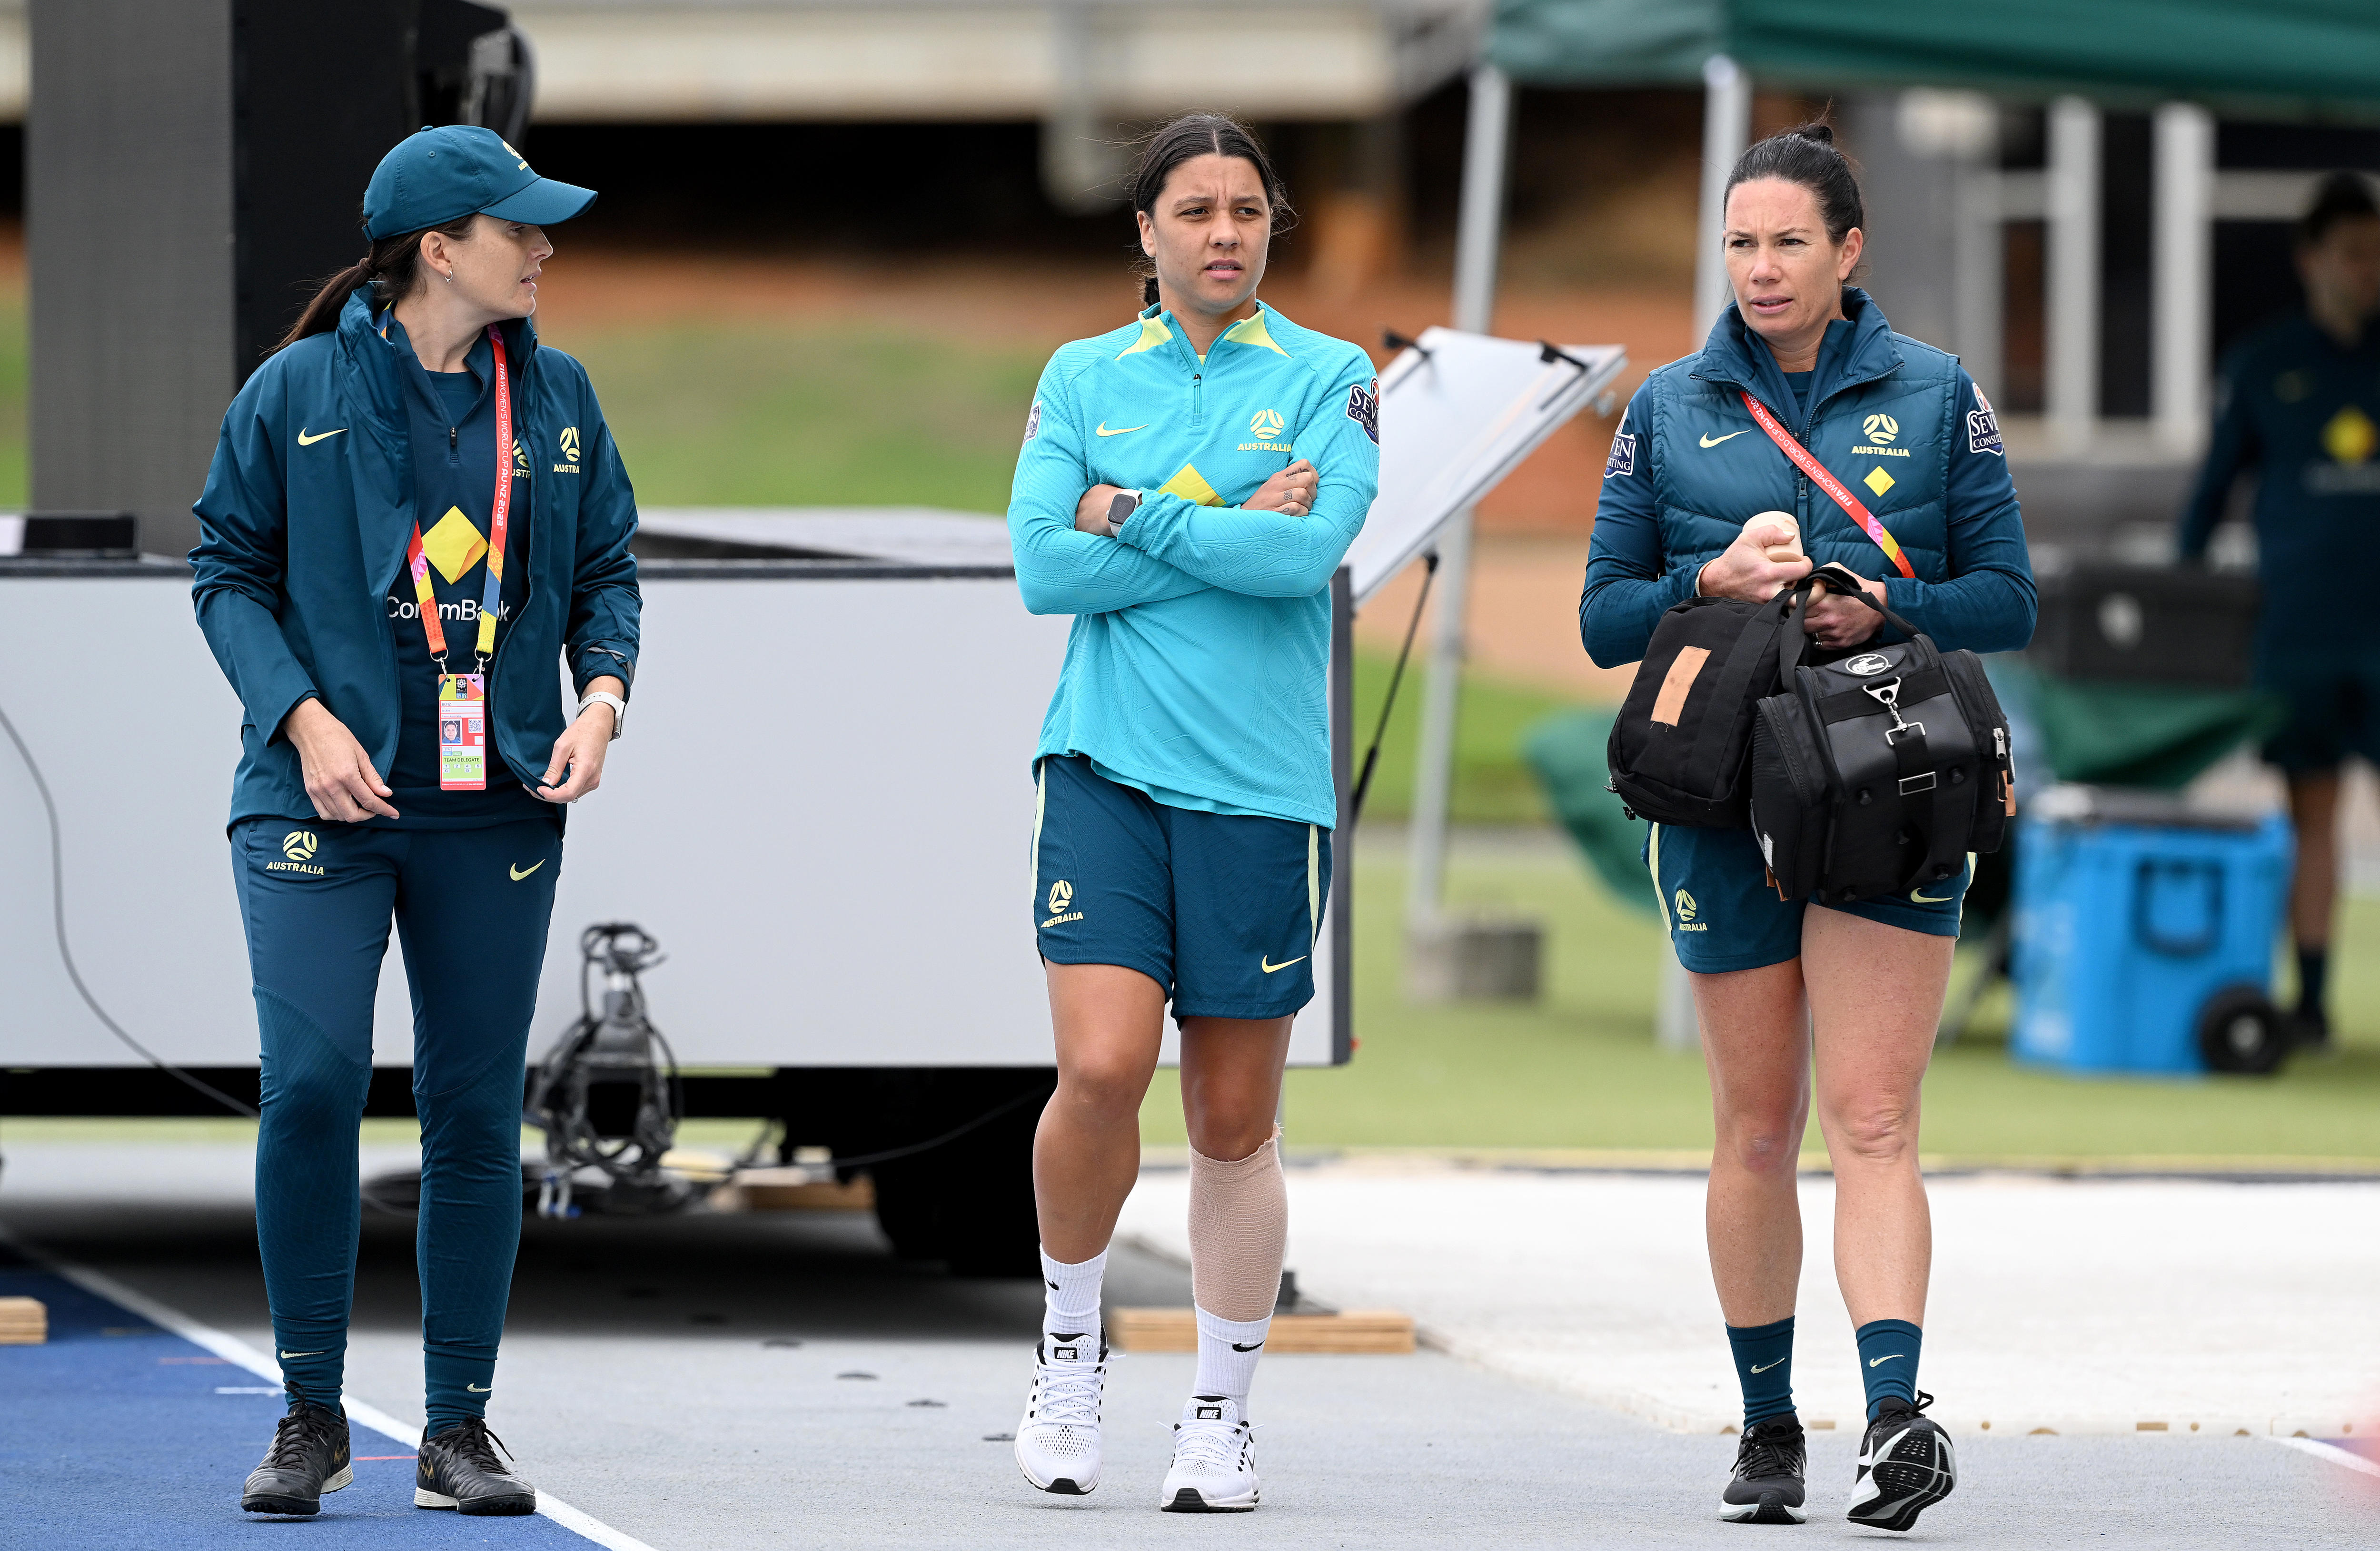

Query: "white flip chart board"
left=1344, top=329, right=1627, bottom=607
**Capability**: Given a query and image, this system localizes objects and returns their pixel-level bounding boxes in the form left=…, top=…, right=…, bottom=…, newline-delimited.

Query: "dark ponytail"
left=1127, top=113, right=1295, bottom=308
left=1723, top=121, right=1865, bottom=246
left=274, top=211, right=481, bottom=352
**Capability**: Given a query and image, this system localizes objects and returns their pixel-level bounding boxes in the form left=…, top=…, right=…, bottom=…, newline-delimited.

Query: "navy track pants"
left=230, top=814, right=560, bottom=1433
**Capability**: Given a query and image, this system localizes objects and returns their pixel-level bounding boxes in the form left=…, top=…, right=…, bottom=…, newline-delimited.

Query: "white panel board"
left=1347, top=329, right=1626, bottom=606
left=0, top=569, right=1343, bottom=1072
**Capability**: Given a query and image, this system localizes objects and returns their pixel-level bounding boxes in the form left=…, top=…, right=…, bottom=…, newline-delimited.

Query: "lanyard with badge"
left=399, top=323, right=515, bottom=791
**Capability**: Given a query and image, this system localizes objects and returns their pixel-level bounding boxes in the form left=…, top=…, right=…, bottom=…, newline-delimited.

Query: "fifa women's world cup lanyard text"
left=400, top=324, right=516, bottom=791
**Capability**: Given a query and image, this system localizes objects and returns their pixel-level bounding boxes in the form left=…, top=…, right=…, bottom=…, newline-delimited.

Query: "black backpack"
left=1606, top=582, right=1814, bottom=829
left=1748, top=575, right=2015, bottom=905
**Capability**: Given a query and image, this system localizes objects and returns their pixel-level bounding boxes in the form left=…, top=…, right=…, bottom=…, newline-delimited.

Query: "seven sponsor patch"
left=1967, top=385, right=2003, bottom=456
left=1604, top=431, right=1636, bottom=478
left=1345, top=377, right=1379, bottom=444
left=1022, top=399, right=1041, bottom=444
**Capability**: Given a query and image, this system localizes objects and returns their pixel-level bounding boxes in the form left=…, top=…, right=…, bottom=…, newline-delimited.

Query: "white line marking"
left=2, top=1230, right=661, bottom=1551
left=2269, top=1434, right=2380, bottom=1479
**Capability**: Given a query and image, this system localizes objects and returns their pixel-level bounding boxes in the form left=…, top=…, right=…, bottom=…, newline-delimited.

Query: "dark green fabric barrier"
left=2001, top=661, right=2286, bottom=790
left=1524, top=708, right=1657, bottom=917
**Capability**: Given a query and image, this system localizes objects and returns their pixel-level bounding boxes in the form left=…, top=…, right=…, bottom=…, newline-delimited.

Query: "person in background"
left=191, top=125, right=639, bottom=1519
left=1003, top=113, right=1380, bottom=1513
left=2179, top=172, right=2380, bottom=1053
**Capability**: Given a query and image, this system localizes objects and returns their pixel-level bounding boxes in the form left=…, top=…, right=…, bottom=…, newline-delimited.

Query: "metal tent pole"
left=2045, top=96, right=2102, bottom=457
left=1694, top=55, right=1752, bottom=337
left=1404, top=60, right=1511, bottom=934
left=2152, top=101, right=2215, bottom=457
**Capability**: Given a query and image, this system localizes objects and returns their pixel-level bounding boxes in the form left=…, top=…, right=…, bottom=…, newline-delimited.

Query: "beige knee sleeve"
left=1187, top=1128, right=1287, bottom=1322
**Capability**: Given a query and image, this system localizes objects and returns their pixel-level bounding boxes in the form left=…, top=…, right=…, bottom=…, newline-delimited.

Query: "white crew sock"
left=1191, top=1304, right=1271, bottom=1410
left=1039, top=1245, right=1106, bottom=1363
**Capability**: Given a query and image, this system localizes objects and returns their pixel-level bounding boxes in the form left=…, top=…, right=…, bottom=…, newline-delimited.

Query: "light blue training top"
left=1008, top=300, right=1380, bottom=828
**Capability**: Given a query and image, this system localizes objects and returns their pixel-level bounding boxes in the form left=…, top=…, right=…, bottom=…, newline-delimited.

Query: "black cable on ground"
left=0, top=698, right=260, bottom=1121
left=733, top=1086, right=1047, bottom=1175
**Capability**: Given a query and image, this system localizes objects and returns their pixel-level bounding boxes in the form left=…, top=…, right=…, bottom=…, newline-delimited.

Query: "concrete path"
left=1, top=1141, right=2373, bottom=1549
left=1124, top=1156, right=2380, bottom=1440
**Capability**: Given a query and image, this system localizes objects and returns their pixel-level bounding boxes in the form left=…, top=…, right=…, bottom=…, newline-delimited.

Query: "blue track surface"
left=0, top=1252, right=598, bottom=1549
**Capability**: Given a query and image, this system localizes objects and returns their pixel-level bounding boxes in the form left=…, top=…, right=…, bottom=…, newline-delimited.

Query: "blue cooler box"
left=2010, top=809, right=2291, bottom=1074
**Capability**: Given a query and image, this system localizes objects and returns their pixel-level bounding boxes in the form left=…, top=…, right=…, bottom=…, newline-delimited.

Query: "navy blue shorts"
left=2258, top=654, right=2380, bottom=773
left=1644, top=821, right=1968, bottom=974
left=1031, top=755, right=1330, bottom=1021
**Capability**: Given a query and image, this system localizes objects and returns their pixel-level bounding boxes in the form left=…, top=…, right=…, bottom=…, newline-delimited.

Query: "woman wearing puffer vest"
left=1579, top=123, right=2035, bottom=1532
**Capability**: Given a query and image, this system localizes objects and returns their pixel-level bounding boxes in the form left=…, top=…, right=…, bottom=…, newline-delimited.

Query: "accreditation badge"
left=438, top=672, right=487, bottom=790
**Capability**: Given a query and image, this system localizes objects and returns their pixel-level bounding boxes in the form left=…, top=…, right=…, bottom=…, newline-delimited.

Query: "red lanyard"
left=1738, top=389, right=1916, bottom=580
left=402, top=324, right=516, bottom=668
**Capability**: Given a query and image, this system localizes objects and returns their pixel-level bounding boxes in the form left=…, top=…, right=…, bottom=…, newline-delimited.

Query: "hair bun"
left=1795, top=124, right=1836, bottom=146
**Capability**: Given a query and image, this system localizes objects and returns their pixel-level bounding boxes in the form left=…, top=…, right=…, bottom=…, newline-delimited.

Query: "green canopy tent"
left=1466, top=0, right=2380, bottom=342
left=1489, top=0, right=2380, bottom=112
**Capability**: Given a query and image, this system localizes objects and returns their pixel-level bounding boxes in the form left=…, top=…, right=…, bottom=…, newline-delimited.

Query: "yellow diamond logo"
left=419, top=506, right=487, bottom=583
left=2323, top=404, right=2377, bottom=466
left=1862, top=465, right=1895, bottom=498
left=1157, top=463, right=1226, bottom=508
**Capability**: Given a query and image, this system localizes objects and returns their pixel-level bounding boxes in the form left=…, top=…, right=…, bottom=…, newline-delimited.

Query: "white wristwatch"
left=577, top=690, right=627, bottom=740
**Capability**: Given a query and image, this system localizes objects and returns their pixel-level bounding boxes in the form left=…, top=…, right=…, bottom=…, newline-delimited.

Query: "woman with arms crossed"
left=191, top=126, right=639, bottom=1519
left=1581, top=125, right=2034, bottom=1531
left=1004, top=114, right=1380, bottom=1513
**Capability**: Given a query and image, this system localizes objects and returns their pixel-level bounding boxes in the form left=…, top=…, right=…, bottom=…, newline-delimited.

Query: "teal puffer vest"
left=1639, top=288, right=1959, bottom=584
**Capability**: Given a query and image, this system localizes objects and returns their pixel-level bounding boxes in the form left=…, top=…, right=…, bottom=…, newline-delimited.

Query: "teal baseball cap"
left=363, top=125, right=595, bottom=240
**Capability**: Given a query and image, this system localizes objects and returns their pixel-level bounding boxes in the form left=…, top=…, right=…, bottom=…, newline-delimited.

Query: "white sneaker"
left=1014, top=1339, right=1105, bottom=1495
left=1159, top=1394, right=1259, bottom=1512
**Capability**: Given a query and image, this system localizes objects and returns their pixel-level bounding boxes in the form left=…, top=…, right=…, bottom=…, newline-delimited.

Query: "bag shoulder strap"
left=1739, top=390, right=1918, bottom=580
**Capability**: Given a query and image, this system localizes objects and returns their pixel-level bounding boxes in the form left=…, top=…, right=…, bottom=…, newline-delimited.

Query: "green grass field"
left=563, top=323, right=1044, bottom=511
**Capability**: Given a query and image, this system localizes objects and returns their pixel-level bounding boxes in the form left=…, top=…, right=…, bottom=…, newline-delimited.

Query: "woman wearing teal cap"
left=190, top=124, right=640, bottom=1519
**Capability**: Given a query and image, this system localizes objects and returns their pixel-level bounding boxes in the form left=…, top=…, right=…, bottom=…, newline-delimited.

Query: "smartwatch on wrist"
left=1104, top=489, right=1142, bottom=536
left=577, top=690, right=627, bottom=740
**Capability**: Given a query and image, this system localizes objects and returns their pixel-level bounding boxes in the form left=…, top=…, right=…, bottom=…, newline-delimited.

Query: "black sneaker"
left=240, top=1397, right=352, bottom=1515
left=1846, top=1392, right=1955, bottom=1532
left=415, top=1418, right=538, bottom=1515
left=2291, top=1005, right=2335, bottom=1053
left=1719, top=1413, right=1807, bottom=1524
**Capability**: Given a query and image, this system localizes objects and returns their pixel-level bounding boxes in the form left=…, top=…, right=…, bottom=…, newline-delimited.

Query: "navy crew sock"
left=1855, top=1319, right=1923, bottom=1418
left=1726, top=1315, right=1796, bottom=1427
left=2296, top=947, right=2330, bottom=1016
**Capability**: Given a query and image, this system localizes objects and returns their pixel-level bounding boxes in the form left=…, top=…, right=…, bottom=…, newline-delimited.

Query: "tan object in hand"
left=1749, top=510, right=1803, bottom=563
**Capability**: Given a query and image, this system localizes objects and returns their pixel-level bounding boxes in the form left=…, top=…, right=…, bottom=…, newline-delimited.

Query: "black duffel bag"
left=1749, top=570, right=2016, bottom=906
left=1606, top=580, right=1811, bottom=829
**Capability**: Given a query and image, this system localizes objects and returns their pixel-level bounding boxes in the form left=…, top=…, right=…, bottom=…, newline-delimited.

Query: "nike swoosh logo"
left=1699, top=429, right=1752, bottom=447
left=1748, top=1358, right=1786, bottom=1373
left=1260, top=956, right=1306, bottom=974
left=1095, top=422, right=1149, bottom=437
left=467, top=1383, right=492, bottom=1393
left=510, top=861, right=545, bottom=881
left=1910, top=890, right=1955, bottom=904
left=296, top=427, right=346, bottom=445
left=1231, top=1341, right=1264, bottom=1352
left=280, top=1350, right=322, bottom=1359
left=1868, top=1353, right=1905, bottom=1367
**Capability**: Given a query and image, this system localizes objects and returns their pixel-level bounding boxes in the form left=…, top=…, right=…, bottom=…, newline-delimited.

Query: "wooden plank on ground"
left=713, top=1170, right=877, bottom=1211
left=1109, top=1307, right=1413, bottom=1354
left=0, top=1295, right=48, bottom=1344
